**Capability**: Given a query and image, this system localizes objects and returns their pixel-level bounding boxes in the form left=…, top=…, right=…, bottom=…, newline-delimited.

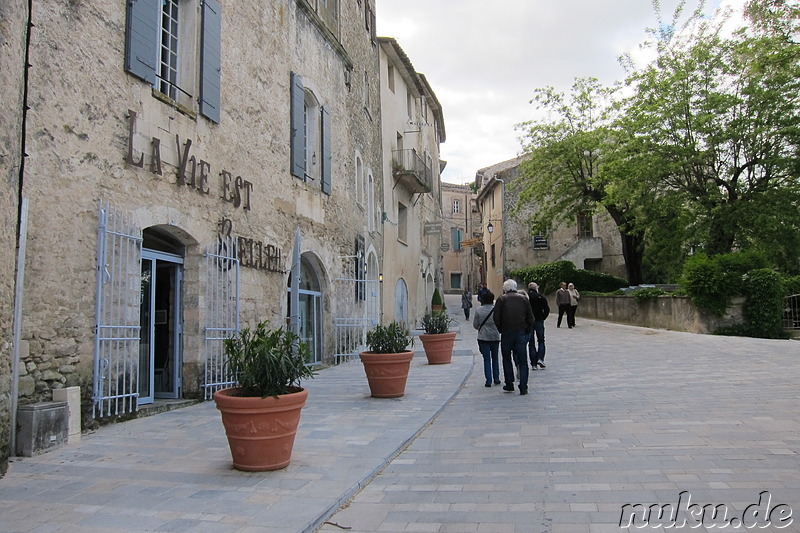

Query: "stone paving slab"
left=0, top=315, right=473, bottom=533
left=318, top=314, right=800, bottom=533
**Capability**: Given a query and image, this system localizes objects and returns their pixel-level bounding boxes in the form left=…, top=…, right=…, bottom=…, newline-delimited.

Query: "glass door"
left=139, top=250, right=183, bottom=405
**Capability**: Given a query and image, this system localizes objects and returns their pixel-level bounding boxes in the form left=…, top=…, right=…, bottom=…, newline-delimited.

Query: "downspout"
left=9, top=0, right=34, bottom=457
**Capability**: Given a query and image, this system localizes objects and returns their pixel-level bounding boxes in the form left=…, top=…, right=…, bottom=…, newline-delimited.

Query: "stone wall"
left=573, top=295, right=745, bottom=334
left=10, top=0, right=389, bottom=424
left=0, top=0, right=26, bottom=477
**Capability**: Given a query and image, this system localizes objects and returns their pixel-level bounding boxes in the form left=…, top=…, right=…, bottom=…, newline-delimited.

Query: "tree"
left=515, top=78, right=646, bottom=284
left=618, top=26, right=800, bottom=264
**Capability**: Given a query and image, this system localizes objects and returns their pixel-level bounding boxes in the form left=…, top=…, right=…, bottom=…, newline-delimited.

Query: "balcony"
left=392, top=149, right=432, bottom=194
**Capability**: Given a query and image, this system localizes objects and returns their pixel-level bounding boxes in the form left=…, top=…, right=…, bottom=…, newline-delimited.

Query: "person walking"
left=555, top=281, right=570, bottom=328
left=472, top=290, right=501, bottom=387
left=461, top=287, right=473, bottom=320
left=476, top=283, right=488, bottom=304
left=527, top=282, right=550, bottom=369
left=493, top=279, right=534, bottom=395
left=566, top=282, right=580, bottom=328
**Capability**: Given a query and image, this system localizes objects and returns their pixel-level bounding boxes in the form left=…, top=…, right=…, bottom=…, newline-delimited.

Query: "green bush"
left=786, top=275, right=800, bottom=295
left=510, top=260, right=628, bottom=295
left=420, top=310, right=454, bottom=334
left=680, top=254, right=729, bottom=315
left=739, top=269, right=787, bottom=338
left=431, top=288, right=443, bottom=307
left=632, top=287, right=668, bottom=303
left=366, top=322, right=413, bottom=353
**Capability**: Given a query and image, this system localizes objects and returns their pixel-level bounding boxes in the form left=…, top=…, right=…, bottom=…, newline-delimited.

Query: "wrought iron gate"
left=332, top=257, right=379, bottom=364
left=93, top=200, right=143, bottom=417
left=203, top=235, right=240, bottom=399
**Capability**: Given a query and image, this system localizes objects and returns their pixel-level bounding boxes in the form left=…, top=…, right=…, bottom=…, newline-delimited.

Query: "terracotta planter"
left=419, top=331, right=456, bottom=364
left=359, top=350, right=414, bottom=398
left=213, top=386, right=308, bottom=471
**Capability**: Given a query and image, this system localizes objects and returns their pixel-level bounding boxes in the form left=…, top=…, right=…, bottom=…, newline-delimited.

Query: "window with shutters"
left=452, top=227, right=463, bottom=252
left=290, top=72, right=332, bottom=195
left=124, top=0, right=221, bottom=123
left=398, top=203, right=408, bottom=243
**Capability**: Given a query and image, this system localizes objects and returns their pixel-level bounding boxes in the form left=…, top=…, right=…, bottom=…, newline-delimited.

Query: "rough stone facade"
left=441, top=182, right=480, bottom=295
left=476, top=156, right=626, bottom=297
left=0, top=0, right=26, bottom=476
left=3, top=0, right=397, bottom=431
left=378, top=38, right=445, bottom=326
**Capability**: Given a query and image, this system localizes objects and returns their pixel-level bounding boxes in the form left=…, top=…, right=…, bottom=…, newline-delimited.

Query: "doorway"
left=139, top=232, right=184, bottom=405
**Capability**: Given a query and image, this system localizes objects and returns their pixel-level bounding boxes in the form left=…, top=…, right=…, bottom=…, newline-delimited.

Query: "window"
left=398, top=202, right=408, bottom=243
left=364, top=0, right=376, bottom=43
left=363, top=69, right=370, bottom=109
left=577, top=212, right=593, bottom=237
left=355, top=155, right=364, bottom=206
left=490, top=243, right=496, bottom=268
left=124, top=0, right=221, bottom=123
left=367, top=172, right=375, bottom=232
left=355, top=235, right=365, bottom=301
left=453, top=199, right=461, bottom=214
left=452, top=227, right=463, bottom=251
left=450, top=273, right=462, bottom=290
left=290, top=72, right=331, bottom=195
left=406, top=91, right=414, bottom=119
left=387, top=64, right=395, bottom=93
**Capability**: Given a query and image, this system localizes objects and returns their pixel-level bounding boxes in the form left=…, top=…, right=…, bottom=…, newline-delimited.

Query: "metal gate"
left=332, top=258, right=379, bottom=364
left=93, top=200, right=143, bottom=418
left=203, top=235, right=240, bottom=399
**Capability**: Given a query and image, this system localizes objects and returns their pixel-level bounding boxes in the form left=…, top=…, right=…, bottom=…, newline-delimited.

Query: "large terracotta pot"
left=359, top=350, right=414, bottom=398
left=213, top=386, right=308, bottom=471
left=419, top=332, right=456, bottom=364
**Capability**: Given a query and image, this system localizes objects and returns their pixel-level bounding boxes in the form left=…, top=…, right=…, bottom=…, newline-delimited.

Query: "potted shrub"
left=213, top=322, right=315, bottom=471
left=431, top=288, right=444, bottom=311
left=419, top=310, right=457, bottom=364
left=359, top=322, right=414, bottom=398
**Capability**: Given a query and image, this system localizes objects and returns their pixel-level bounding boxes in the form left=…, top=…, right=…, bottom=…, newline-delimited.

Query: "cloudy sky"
left=376, top=0, right=739, bottom=184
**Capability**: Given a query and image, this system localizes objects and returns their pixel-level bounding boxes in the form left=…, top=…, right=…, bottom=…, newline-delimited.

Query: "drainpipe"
left=9, top=0, right=34, bottom=457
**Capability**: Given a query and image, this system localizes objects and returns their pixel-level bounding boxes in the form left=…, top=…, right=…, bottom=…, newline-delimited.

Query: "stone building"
left=378, top=37, right=445, bottom=326
left=440, top=182, right=480, bottom=295
left=476, top=157, right=625, bottom=297
left=0, top=0, right=27, bottom=476
left=0, top=0, right=424, bottom=446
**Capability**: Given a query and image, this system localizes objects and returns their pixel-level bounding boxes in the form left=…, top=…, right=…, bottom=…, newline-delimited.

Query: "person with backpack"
left=527, top=282, right=550, bottom=369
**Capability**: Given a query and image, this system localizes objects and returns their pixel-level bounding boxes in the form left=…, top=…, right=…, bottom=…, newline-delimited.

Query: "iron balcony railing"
left=392, top=149, right=432, bottom=194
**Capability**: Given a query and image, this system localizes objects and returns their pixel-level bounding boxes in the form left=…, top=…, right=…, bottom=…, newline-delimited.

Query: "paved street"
left=2, top=293, right=799, bottom=532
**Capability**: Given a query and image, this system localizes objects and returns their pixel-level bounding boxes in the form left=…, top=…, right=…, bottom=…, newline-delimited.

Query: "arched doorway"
left=394, top=278, right=409, bottom=327
left=286, top=255, right=323, bottom=365
left=139, top=227, right=184, bottom=405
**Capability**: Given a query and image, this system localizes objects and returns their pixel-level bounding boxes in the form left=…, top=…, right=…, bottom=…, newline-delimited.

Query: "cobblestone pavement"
left=2, top=294, right=799, bottom=533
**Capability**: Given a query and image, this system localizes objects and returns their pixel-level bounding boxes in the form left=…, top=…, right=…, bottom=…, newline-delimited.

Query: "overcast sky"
left=376, top=0, right=740, bottom=184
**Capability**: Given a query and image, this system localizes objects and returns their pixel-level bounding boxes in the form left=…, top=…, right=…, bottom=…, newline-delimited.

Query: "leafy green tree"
left=515, top=78, right=646, bottom=284
left=617, top=27, right=800, bottom=262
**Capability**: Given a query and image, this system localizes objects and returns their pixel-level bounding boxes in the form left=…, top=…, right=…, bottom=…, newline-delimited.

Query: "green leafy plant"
left=224, top=322, right=315, bottom=398
left=366, top=322, right=413, bottom=354
left=632, top=287, right=668, bottom=303
left=510, top=260, right=627, bottom=295
left=420, top=310, right=454, bottom=334
left=431, top=288, right=443, bottom=307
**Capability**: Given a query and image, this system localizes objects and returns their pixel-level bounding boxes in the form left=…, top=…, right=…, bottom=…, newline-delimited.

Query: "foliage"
left=431, top=288, right=443, bottom=307
left=510, top=260, right=628, bottom=295
left=366, top=322, right=413, bottom=354
left=786, top=275, right=800, bottom=295
left=224, top=322, right=315, bottom=399
left=632, top=287, right=668, bottom=303
left=680, top=251, right=771, bottom=315
left=741, top=269, right=787, bottom=338
left=420, top=310, right=454, bottom=334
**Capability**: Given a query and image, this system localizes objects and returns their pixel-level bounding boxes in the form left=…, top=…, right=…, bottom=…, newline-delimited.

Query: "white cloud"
left=377, top=0, right=744, bottom=184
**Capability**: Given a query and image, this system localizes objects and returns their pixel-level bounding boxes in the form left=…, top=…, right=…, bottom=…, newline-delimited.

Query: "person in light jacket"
left=555, top=281, right=570, bottom=328
left=472, top=290, right=501, bottom=387
left=566, top=282, right=580, bottom=328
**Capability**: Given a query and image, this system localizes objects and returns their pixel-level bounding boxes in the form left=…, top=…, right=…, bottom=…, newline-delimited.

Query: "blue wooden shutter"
left=200, top=0, right=222, bottom=123
left=290, top=72, right=305, bottom=179
left=321, top=105, right=331, bottom=195
left=124, top=0, right=158, bottom=84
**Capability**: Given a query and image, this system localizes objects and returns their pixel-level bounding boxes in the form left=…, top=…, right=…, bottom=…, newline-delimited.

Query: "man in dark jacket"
left=493, top=279, right=534, bottom=395
left=527, top=282, right=550, bottom=369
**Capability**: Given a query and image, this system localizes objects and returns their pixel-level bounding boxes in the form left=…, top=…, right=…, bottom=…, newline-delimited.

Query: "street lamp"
left=486, top=221, right=494, bottom=234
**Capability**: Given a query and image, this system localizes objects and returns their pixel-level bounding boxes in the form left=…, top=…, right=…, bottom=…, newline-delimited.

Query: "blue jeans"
left=528, top=320, right=545, bottom=366
left=501, top=329, right=529, bottom=390
left=478, top=340, right=500, bottom=385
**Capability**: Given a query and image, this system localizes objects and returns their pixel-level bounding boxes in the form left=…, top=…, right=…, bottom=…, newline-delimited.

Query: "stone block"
left=15, top=401, right=68, bottom=457
left=52, top=386, right=81, bottom=442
